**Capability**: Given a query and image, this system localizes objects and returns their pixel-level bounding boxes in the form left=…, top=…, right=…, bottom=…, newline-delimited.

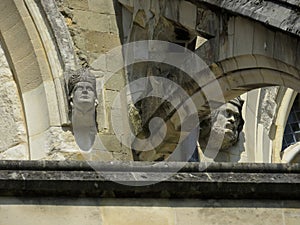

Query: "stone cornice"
left=190, top=0, right=300, bottom=37
left=0, top=161, right=299, bottom=199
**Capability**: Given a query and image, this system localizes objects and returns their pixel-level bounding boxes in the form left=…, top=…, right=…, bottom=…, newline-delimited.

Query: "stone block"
left=66, top=0, right=89, bottom=10
left=226, top=72, right=247, bottom=90
left=0, top=6, right=20, bottom=33
left=42, top=81, right=61, bottom=126
left=179, top=1, right=197, bottom=30
left=253, top=22, right=274, bottom=57
left=164, top=0, right=179, bottom=22
left=88, top=0, right=115, bottom=14
left=274, top=31, right=297, bottom=67
left=0, top=79, right=27, bottom=153
left=97, top=134, right=123, bottom=153
left=0, top=144, right=28, bottom=160
left=218, top=77, right=236, bottom=101
left=133, top=10, right=147, bottom=28
left=254, top=55, right=277, bottom=70
left=227, top=16, right=235, bottom=35
left=220, top=58, right=238, bottom=74
left=260, top=69, right=284, bottom=86
left=174, top=204, right=285, bottom=225
left=22, top=84, right=50, bottom=137
left=240, top=69, right=264, bottom=88
left=112, top=148, right=133, bottom=161
left=284, top=209, right=300, bottom=225
left=0, top=199, right=103, bottom=225
left=122, top=6, right=133, bottom=41
left=15, top=54, right=43, bottom=92
left=4, top=21, right=33, bottom=61
left=219, top=34, right=234, bottom=61
left=105, top=89, right=119, bottom=105
left=233, top=16, right=254, bottom=56
left=105, top=72, right=126, bottom=91
left=73, top=33, right=86, bottom=50
left=275, top=60, right=298, bottom=78
left=118, top=0, right=134, bottom=8
left=84, top=31, right=121, bottom=53
left=210, top=63, right=223, bottom=78
left=101, top=205, right=174, bottom=225
left=282, top=74, right=300, bottom=92
left=73, top=10, right=110, bottom=32
left=29, top=131, right=48, bottom=159
left=109, top=15, right=119, bottom=34
left=296, top=40, right=300, bottom=71
left=276, top=60, right=290, bottom=75
left=106, top=46, right=124, bottom=72
left=196, top=8, right=218, bottom=38
left=235, top=55, right=257, bottom=70
left=91, top=54, right=107, bottom=71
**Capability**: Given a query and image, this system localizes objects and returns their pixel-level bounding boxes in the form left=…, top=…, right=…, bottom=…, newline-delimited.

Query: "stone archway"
left=118, top=0, right=300, bottom=161
left=0, top=0, right=71, bottom=159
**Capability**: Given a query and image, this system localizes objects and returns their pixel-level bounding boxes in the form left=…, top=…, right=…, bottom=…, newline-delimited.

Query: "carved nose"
left=228, top=115, right=235, bottom=123
left=82, top=89, right=88, bottom=94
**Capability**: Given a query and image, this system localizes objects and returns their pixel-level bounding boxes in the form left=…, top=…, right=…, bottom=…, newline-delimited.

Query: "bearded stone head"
left=199, top=97, right=244, bottom=151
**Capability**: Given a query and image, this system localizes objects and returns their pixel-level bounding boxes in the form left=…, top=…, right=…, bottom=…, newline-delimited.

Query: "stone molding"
left=0, top=161, right=300, bottom=199
left=190, top=0, right=300, bottom=37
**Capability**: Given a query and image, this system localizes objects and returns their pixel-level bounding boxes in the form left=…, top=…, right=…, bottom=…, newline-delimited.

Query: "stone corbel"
left=67, top=67, right=98, bottom=151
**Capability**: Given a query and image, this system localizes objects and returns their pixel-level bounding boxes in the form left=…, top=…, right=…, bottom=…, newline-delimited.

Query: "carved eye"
left=75, top=86, right=83, bottom=91
left=86, top=87, right=93, bottom=92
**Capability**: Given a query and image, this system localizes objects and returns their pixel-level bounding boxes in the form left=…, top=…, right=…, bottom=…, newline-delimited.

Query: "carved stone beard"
left=210, top=125, right=239, bottom=151
left=199, top=126, right=238, bottom=152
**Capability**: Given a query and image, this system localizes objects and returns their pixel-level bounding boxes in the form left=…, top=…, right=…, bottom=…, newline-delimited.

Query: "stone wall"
left=54, top=0, right=131, bottom=160
left=0, top=43, right=28, bottom=160
left=0, top=198, right=299, bottom=225
left=55, top=0, right=121, bottom=65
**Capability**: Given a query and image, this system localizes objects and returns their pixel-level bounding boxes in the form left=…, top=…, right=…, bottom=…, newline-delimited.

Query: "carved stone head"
left=67, top=67, right=98, bottom=151
left=68, top=68, right=98, bottom=113
left=199, top=97, right=244, bottom=151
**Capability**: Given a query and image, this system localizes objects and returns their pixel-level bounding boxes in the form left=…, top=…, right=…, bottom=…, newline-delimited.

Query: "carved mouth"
left=225, top=123, right=234, bottom=130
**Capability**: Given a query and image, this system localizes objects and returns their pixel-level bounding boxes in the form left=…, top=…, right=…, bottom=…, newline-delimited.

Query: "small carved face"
left=213, top=103, right=241, bottom=143
left=72, top=81, right=96, bottom=111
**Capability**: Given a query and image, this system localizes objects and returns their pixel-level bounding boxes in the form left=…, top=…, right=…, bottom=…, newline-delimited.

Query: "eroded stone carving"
left=199, top=97, right=244, bottom=158
left=68, top=67, right=98, bottom=151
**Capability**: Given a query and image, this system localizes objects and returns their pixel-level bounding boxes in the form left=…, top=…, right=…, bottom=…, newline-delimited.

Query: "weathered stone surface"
left=258, top=87, right=279, bottom=133
left=1, top=197, right=299, bottom=225
left=178, top=1, right=197, bottom=30
left=43, top=127, right=80, bottom=159
left=0, top=44, right=28, bottom=160
left=43, top=0, right=77, bottom=71
left=233, top=17, right=254, bottom=56
left=88, top=0, right=115, bottom=14
left=0, top=144, right=28, bottom=160
left=73, top=10, right=110, bottom=32
left=66, top=0, right=89, bottom=10
left=197, top=0, right=300, bottom=37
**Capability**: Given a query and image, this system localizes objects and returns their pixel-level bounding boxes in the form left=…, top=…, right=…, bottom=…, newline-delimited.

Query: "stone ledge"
left=0, top=161, right=300, bottom=199
left=189, top=0, right=300, bottom=37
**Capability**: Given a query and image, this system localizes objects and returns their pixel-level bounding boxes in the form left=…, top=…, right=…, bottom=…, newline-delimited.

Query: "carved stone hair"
left=68, top=67, right=97, bottom=98
left=199, top=96, right=245, bottom=138
left=228, top=96, right=244, bottom=133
